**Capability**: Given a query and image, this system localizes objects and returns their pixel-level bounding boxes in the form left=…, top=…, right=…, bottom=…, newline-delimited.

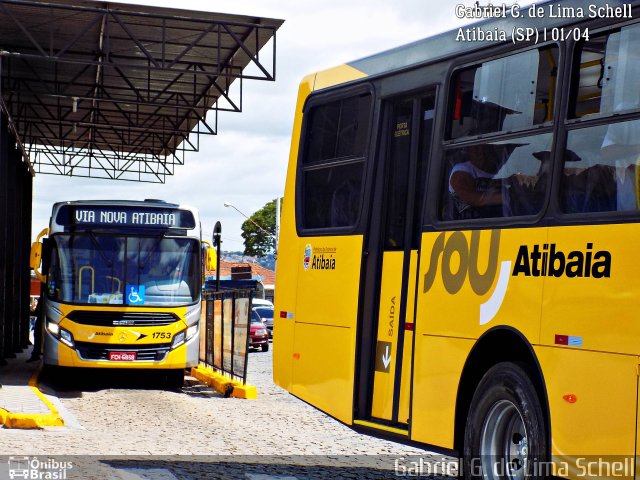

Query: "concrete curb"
left=0, top=370, right=64, bottom=429
left=190, top=365, right=257, bottom=399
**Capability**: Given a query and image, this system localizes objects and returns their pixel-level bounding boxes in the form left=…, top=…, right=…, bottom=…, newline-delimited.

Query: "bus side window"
left=561, top=121, right=640, bottom=214
left=442, top=134, right=553, bottom=220
left=564, top=24, right=640, bottom=214
left=572, top=24, right=640, bottom=119
left=303, top=163, right=364, bottom=228
left=300, top=92, right=371, bottom=230
left=448, top=46, right=558, bottom=140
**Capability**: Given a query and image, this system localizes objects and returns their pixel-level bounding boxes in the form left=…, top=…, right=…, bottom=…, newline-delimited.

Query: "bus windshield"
left=47, top=234, right=200, bottom=306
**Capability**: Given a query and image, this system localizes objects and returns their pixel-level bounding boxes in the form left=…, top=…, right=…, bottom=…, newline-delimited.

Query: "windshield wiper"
left=139, top=236, right=164, bottom=271
left=87, top=231, right=113, bottom=268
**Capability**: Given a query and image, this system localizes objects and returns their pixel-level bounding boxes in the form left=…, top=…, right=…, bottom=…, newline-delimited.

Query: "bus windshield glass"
left=47, top=234, right=200, bottom=306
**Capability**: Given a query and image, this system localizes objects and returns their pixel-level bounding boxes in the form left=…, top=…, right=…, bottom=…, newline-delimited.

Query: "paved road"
left=0, top=346, right=456, bottom=479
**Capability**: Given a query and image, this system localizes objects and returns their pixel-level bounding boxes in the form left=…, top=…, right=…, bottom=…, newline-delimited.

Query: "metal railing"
left=199, top=289, right=252, bottom=384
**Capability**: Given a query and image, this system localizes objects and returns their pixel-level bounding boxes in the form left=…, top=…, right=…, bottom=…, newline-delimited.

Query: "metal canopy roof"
left=0, top=0, right=283, bottom=182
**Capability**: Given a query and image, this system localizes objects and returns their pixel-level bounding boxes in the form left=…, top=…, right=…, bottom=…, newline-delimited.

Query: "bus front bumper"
left=43, top=328, right=200, bottom=369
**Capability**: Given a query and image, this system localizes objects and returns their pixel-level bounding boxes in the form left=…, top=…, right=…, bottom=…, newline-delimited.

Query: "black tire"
left=164, top=369, right=185, bottom=389
left=41, top=364, right=63, bottom=385
left=463, top=362, right=548, bottom=480
left=261, top=343, right=269, bottom=352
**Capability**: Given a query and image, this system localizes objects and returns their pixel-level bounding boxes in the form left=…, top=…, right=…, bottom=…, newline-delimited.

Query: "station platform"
left=0, top=347, right=64, bottom=428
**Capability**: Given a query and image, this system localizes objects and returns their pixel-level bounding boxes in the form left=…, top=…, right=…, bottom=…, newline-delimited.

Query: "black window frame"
left=445, top=45, right=559, bottom=141
left=295, top=83, right=375, bottom=236
left=432, top=41, right=562, bottom=230
left=558, top=19, right=640, bottom=222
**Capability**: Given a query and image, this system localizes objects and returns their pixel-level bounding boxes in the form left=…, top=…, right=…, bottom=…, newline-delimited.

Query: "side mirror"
left=30, top=228, right=49, bottom=282
left=29, top=241, right=42, bottom=271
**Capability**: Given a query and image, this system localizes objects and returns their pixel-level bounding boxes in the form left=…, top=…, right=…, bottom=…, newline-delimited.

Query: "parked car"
left=252, top=306, right=274, bottom=338
left=249, top=311, right=269, bottom=352
left=252, top=298, right=273, bottom=308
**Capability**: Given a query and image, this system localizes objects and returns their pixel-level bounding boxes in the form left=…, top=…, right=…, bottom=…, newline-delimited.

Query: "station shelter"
left=0, top=0, right=282, bottom=362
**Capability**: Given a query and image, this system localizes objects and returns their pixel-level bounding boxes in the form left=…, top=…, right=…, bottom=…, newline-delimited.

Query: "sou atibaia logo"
left=422, top=230, right=509, bottom=326
left=422, top=230, right=612, bottom=325
left=303, top=243, right=312, bottom=270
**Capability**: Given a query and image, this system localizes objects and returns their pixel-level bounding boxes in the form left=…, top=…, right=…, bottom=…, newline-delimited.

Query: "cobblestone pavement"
left=0, top=346, right=457, bottom=479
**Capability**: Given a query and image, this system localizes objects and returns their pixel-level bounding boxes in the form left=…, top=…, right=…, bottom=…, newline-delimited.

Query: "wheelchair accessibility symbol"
left=126, top=285, right=145, bottom=305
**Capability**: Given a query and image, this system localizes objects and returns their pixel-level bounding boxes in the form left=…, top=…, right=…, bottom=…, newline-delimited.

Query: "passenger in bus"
left=448, top=144, right=507, bottom=219
left=562, top=147, right=616, bottom=213
left=601, top=107, right=640, bottom=211
left=498, top=150, right=551, bottom=216
left=330, top=178, right=361, bottom=227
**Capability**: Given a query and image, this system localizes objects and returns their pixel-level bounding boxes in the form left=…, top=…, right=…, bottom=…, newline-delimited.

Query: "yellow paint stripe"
left=190, top=365, right=257, bottom=399
left=313, top=64, right=368, bottom=91
left=353, top=419, right=408, bottom=436
left=0, top=370, right=64, bottom=429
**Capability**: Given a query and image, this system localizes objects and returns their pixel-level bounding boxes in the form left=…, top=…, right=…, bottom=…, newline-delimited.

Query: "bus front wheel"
left=164, top=369, right=185, bottom=390
left=463, top=362, right=547, bottom=480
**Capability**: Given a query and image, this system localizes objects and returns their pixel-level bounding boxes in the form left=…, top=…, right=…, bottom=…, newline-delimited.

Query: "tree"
left=241, top=198, right=281, bottom=257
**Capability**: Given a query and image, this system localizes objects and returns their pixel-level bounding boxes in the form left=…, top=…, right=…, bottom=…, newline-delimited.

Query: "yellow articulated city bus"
left=274, top=1, right=640, bottom=478
left=32, top=200, right=204, bottom=387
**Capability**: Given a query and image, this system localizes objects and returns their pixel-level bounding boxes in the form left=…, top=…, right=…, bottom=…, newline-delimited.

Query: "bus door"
left=356, top=91, right=435, bottom=430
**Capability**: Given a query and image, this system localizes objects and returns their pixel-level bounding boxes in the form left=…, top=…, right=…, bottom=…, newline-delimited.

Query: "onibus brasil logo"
left=8, top=456, right=73, bottom=479
left=422, top=230, right=611, bottom=325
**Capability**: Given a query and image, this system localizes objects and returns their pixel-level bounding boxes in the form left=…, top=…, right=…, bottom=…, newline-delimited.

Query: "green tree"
left=241, top=198, right=281, bottom=257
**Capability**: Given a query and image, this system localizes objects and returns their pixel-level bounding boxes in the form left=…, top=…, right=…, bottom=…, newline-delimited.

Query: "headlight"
left=186, top=323, right=199, bottom=341
left=46, top=321, right=60, bottom=336
left=59, top=328, right=75, bottom=348
left=47, top=321, right=75, bottom=348
left=172, top=324, right=198, bottom=350
left=256, top=329, right=267, bottom=336
left=172, top=331, right=186, bottom=349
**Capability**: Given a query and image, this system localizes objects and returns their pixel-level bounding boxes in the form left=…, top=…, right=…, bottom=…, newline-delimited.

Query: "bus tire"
left=463, top=362, right=547, bottom=480
left=261, top=343, right=269, bottom=352
left=41, top=364, right=61, bottom=384
left=165, top=369, right=185, bottom=389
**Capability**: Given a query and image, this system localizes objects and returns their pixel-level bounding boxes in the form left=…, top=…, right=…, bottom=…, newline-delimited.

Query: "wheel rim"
left=479, top=399, right=528, bottom=480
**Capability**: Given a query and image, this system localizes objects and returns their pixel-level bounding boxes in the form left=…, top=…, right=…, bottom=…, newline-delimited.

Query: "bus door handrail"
left=77, top=266, right=95, bottom=300
left=106, top=275, right=122, bottom=294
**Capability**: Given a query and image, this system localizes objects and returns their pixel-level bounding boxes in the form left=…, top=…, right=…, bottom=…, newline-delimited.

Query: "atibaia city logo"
left=423, top=230, right=612, bottom=325
left=302, top=244, right=336, bottom=271
left=303, top=244, right=312, bottom=270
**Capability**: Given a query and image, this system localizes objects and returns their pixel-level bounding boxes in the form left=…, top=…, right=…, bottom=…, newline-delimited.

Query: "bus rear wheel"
left=463, top=362, right=547, bottom=480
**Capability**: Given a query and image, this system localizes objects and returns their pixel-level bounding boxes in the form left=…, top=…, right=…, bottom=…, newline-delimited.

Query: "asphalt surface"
left=0, top=345, right=457, bottom=479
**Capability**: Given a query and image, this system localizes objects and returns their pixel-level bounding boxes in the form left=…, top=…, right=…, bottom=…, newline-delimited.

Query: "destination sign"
left=55, top=205, right=196, bottom=229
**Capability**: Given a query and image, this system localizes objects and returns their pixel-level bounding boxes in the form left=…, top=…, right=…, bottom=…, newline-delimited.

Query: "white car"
left=252, top=298, right=273, bottom=308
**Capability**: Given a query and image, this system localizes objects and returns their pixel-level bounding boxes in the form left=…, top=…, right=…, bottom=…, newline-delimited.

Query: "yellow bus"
left=274, top=2, right=640, bottom=478
left=33, top=200, right=203, bottom=387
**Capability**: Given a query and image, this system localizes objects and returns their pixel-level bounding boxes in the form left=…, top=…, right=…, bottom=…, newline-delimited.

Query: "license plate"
left=109, top=351, right=136, bottom=361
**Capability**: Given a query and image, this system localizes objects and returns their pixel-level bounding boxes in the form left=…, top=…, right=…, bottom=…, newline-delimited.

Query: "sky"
left=31, top=0, right=482, bottom=252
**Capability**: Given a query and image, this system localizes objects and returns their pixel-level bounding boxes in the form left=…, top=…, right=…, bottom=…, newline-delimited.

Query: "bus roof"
left=345, top=0, right=640, bottom=79
left=53, top=199, right=183, bottom=209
